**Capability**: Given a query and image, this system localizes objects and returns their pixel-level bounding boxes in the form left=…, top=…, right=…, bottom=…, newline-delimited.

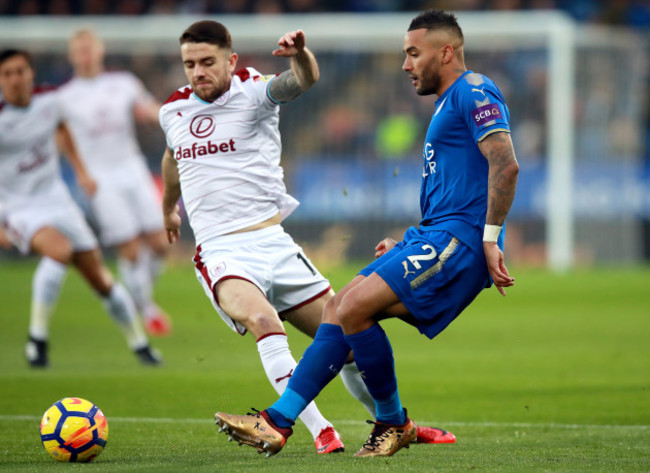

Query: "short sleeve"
left=456, top=74, right=510, bottom=143
left=158, top=107, right=174, bottom=150
left=235, top=67, right=279, bottom=108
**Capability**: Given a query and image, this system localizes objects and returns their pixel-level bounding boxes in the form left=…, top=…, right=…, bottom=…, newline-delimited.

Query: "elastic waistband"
left=196, top=224, right=284, bottom=251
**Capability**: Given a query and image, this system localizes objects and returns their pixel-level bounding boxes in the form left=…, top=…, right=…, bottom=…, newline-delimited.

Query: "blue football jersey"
left=419, top=70, right=510, bottom=251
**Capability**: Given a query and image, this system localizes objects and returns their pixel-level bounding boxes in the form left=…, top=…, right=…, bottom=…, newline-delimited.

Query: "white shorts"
left=2, top=188, right=97, bottom=255
left=193, top=225, right=331, bottom=335
left=89, top=171, right=163, bottom=246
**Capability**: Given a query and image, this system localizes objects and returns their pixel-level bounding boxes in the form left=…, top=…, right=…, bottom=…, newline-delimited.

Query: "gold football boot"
left=215, top=409, right=292, bottom=458
left=354, top=417, right=417, bottom=457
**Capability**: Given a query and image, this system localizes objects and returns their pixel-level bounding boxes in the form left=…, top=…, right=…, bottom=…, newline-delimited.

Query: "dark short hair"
left=408, top=9, right=464, bottom=41
left=0, top=49, right=33, bottom=68
left=179, top=20, right=232, bottom=50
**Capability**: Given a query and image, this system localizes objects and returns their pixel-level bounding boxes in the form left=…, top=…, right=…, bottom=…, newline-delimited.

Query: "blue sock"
left=267, top=323, right=350, bottom=425
left=266, top=389, right=305, bottom=428
left=344, top=324, right=406, bottom=425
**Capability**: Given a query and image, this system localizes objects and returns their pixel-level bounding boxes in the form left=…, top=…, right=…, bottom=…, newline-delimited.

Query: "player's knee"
left=245, top=311, right=284, bottom=337
left=150, top=239, right=169, bottom=257
left=117, top=239, right=140, bottom=262
left=335, top=292, right=370, bottom=329
left=147, top=231, right=169, bottom=255
left=334, top=295, right=356, bottom=326
left=322, top=295, right=340, bottom=324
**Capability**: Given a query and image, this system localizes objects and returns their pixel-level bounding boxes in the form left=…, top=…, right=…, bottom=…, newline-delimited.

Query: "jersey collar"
left=191, top=89, right=231, bottom=106
left=437, top=70, right=472, bottom=104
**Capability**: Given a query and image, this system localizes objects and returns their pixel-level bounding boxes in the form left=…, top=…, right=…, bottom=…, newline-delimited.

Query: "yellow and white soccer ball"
left=39, top=397, right=109, bottom=462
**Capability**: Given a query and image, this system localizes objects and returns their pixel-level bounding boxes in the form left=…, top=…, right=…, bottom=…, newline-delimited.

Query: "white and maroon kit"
left=0, top=87, right=97, bottom=254
left=58, top=71, right=163, bottom=246
left=159, top=67, right=329, bottom=334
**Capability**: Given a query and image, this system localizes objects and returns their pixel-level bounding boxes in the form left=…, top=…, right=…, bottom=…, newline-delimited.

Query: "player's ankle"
left=266, top=408, right=294, bottom=429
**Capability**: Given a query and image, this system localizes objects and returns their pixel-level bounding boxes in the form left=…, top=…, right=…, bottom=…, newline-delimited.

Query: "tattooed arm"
left=478, top=131, right=519, bottom=295
left=269, top=29, right=320, bottom=103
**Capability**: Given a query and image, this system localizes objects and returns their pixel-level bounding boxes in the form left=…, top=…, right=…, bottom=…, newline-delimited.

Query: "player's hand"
left=164, top=205, right=182, bottom=244
left=77, top=173, right=97, bottom=196
left=272, top=30, right=306, bottom=57
left=375, top=237, right=397, bottom=258
left=483, top=242, right=514, bottom=296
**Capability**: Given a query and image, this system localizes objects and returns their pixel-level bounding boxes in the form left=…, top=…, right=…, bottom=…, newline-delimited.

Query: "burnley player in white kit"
left=55, top=30, right=171, bottom=336
left=159, top=21, right=451, bottom=454
left=0, top=49, right=161, bottom=367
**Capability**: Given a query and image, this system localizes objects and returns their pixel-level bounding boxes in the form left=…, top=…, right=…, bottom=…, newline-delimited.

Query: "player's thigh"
left=283, top=288, right=335, bottom=338
left=336, top=272, right=402, bottom=330
left=30, top=227, right=74, bottom=264
left=215, top=278, right=284, bottom=337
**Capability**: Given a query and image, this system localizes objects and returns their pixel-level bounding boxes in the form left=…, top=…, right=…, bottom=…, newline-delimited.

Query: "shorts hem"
left=278, top=285, right=332, bottom=316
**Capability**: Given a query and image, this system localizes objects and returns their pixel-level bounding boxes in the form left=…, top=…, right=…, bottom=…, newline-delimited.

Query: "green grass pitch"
left=0, top=259, right=648, bottom=472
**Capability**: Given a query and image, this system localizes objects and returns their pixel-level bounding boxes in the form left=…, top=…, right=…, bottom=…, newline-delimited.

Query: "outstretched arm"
left=161, top=147, right=182, bottom=244
left=478, top=131, right=519, bottom=296
left=268, top=29, right=319, bottom=103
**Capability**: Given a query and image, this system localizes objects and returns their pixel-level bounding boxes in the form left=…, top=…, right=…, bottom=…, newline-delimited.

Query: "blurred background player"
left=160, top=20, right=452, bottom=455
left=0, top=48, right=161, bottom=367
left=215, top=9, right=519, bottom=458
left=54, top=29, right=171, bottom=336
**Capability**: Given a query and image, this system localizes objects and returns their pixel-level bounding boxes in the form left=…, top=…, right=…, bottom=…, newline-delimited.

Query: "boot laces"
left=245, top=408, right=262, bottom=417
left=361, top=420, right=394, bottom=451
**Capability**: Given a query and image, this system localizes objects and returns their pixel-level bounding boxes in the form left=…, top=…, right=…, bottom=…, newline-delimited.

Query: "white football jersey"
left=159, top=67, right=298, bottom=243
left=58, top=71, right=153, bottom=180
left=0, top=87, right=68, bottom=215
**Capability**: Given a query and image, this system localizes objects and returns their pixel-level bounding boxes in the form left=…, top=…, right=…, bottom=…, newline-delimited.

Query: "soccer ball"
left=39, top=397, right=109, bottom=462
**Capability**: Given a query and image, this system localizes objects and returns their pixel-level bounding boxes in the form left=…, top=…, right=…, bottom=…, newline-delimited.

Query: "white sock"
left=340, top=361, right=376, bottom=418
left=100, top=282, right=148, bottom=350
left=118, top=256, right=153, bottom=318
left=257, top=334, right=331, bottom=439
left=146, top=247, right=165, bottom=282
left=29, top=258, right=67, bottom=340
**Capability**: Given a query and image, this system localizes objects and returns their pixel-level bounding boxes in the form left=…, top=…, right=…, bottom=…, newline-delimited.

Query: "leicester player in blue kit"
left=215, top=9, right=519, bottom=457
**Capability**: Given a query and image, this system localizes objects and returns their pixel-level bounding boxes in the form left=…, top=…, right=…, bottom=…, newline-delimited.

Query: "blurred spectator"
left=0, top=0, right=648, bottom=22
left=252, top=0, right=284, bottom=14
left=17, top=0, right=41, bottom=15
left=82, top=0, right=110, bottom=15
left=47, top=0, right=73, bottom=14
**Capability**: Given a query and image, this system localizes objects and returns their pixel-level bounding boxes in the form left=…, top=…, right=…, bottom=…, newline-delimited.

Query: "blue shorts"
left=359, top=227, right=489, bottom=339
